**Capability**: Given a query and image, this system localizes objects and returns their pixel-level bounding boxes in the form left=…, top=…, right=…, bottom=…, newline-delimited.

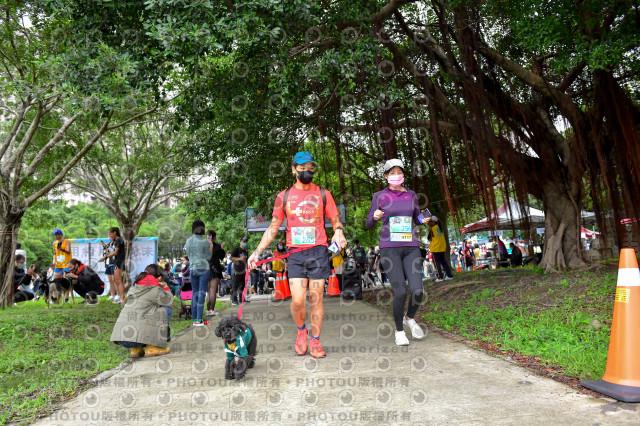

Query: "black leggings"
left=379, top=246, right=425, bottom=331
left=432, top=252, right=453, bottom=279
left=75, top=281, right=104, bottom=300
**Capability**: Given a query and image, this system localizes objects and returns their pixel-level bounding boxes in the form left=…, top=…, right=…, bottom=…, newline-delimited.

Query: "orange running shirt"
left=272, top=183, right=339, bottom=248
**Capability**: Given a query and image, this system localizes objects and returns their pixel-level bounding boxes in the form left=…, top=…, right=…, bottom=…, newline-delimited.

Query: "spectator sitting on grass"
left=110, top=264, right=173, bottom=358
left=164, top=263, right=180, bottom=297
left=13, top=254, right=35, bottom=303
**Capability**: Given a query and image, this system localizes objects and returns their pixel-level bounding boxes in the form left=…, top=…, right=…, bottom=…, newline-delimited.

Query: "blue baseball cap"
left=293, top=151, right=316, bottom=166
left=52, top=229, right=63, bottom=236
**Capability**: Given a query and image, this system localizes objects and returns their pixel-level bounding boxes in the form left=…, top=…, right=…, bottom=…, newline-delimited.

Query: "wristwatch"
left=335, top=226, right=344, bottom=232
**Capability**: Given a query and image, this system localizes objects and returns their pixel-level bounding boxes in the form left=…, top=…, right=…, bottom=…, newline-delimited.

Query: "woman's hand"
left=66, top=272, right=77, bottom=279
left=421, top=215, right=431, bottom=224
left=373, top=209, right=384, bottom=221
left=98, top=257, right=105, bottom=262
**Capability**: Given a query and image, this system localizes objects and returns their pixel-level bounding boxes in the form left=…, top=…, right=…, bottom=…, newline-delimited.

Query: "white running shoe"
left=435, top=278, right=444, bottom=283
left=395, top=330, right=410, bottom=346
left=106, top=295, right=115, bottom=301
left=444, top=276, right=453, bottom=281
left=403, top=317, right=425, bottom=339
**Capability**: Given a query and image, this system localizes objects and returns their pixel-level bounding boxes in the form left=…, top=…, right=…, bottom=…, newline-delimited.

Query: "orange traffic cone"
left=456, top=263, right=462, bottom=272
left=273, top=272, right=291, bottom=301
left=327, top=269, right=340, bottom=297
left=582, top=248, right=640, bottom=402
left=281, top=273, right=291, bottom=300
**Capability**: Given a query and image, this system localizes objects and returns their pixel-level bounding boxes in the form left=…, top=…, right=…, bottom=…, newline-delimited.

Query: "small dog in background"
left=52, top=277, right=74, bottom=306
left=214, top=316, right=257, bottom=380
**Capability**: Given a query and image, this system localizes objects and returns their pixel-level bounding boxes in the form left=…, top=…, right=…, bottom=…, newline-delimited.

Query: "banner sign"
left=69, top=237, right=158, bottom=294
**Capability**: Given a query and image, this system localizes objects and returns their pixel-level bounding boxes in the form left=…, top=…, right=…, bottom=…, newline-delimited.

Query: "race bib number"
left=56, top=255, right=65, bottom=263
left=389, top=216, right=412, bottom=242
left=390, top=233, right=413, bottom=242
left=292, top=227, right=316, bottom=245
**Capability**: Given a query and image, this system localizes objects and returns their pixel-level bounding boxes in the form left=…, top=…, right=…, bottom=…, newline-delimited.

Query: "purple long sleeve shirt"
left=366, top=187, right=424, bottom=248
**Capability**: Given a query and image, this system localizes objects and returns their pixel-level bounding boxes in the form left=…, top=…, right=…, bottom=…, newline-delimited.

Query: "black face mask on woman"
left=297, top=170, right=314, bottom=184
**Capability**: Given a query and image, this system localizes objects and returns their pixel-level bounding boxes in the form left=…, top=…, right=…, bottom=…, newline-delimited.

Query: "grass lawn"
left=364, top=261, right=621, bottom=386
left=0, top=296, right=228, bottom=425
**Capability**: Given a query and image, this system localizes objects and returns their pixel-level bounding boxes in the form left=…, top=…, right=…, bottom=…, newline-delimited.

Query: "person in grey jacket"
left=110, top=264, right=173, bottom=358
left=184, top=220, right=212, bottom=326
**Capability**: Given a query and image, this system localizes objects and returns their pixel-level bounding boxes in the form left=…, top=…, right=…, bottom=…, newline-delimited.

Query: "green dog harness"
left=224, top=328, right=252, bottom=360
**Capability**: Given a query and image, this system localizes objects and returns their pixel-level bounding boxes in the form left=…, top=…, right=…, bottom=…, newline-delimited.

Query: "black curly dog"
left=214, top=316, right=257, bottom=380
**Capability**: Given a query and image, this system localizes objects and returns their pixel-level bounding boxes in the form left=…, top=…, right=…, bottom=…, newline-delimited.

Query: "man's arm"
left=329, top=216, right=347, bottom=249
left=248, top=217, right=284, bottom=267
left=257, top=217, right=284, bottom=255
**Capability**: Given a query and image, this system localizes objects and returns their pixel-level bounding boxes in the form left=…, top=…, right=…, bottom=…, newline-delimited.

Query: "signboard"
left=245, top=204, right=346, bottom=233
left=69, top=237, right=158, bottom=294
left=536, top=227, right=545, bottom=234
left=488, top=230, right=503, bottom=236
left=245, top=208, right=284, bottom=232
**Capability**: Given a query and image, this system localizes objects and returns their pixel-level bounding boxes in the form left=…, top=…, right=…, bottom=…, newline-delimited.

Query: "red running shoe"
left=309, top=338, right=326, bottom=358
left=295, top=328, right=308, bottom=355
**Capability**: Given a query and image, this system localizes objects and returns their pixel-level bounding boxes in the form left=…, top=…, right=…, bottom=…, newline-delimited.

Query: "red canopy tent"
left=581, top=227, right=601, bottom=238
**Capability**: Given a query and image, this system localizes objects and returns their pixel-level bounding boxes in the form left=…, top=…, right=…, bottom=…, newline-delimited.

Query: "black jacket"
left=209, top=243, right=225, bottom=273
left=76, top=265, right=104, bottom=288
left=13, top=267, right=31, bottom=291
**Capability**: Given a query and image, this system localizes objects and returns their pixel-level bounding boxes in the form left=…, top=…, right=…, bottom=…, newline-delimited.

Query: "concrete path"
left=34, top=295, right=640, bottom=425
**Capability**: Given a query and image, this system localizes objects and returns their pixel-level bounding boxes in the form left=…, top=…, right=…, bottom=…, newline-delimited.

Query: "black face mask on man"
left=297, top=170, right=314, bottom=184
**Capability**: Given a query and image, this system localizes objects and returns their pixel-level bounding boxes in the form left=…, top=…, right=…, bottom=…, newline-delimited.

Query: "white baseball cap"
left=431, top=215, right=438, bottom=222
left=383, top=158, right=404, bottom=173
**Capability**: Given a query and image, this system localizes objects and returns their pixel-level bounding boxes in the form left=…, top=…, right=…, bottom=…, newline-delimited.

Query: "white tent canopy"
left=461, top=200, right=597, bottom=234
left=461, top=200, right=544, bottom=234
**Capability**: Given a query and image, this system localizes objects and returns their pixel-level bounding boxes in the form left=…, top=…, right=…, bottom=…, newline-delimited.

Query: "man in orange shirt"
left=249, top=152, right=347, bottom=358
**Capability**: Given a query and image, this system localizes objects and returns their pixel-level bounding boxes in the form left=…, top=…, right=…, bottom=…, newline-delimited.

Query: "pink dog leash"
left=237, top=247, right=309, bottom=319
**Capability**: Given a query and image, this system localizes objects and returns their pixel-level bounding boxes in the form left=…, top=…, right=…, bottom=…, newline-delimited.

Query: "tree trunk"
left=371, top=22, right=398, bottom=160
left=539, top=176, right=586, bottom=272
left=120, top=222, right=140, bottom=291
left=0, top=216, right=23, bottom=308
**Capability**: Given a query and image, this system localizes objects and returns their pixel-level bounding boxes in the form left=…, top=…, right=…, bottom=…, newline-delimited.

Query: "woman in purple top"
left=366, top=159, right=430, bottom=346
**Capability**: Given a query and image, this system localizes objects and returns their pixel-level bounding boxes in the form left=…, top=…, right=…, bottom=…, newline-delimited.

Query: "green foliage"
left=485, top=0, right=640, bottom=74
left=422, top=267, right=618, bottom=379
